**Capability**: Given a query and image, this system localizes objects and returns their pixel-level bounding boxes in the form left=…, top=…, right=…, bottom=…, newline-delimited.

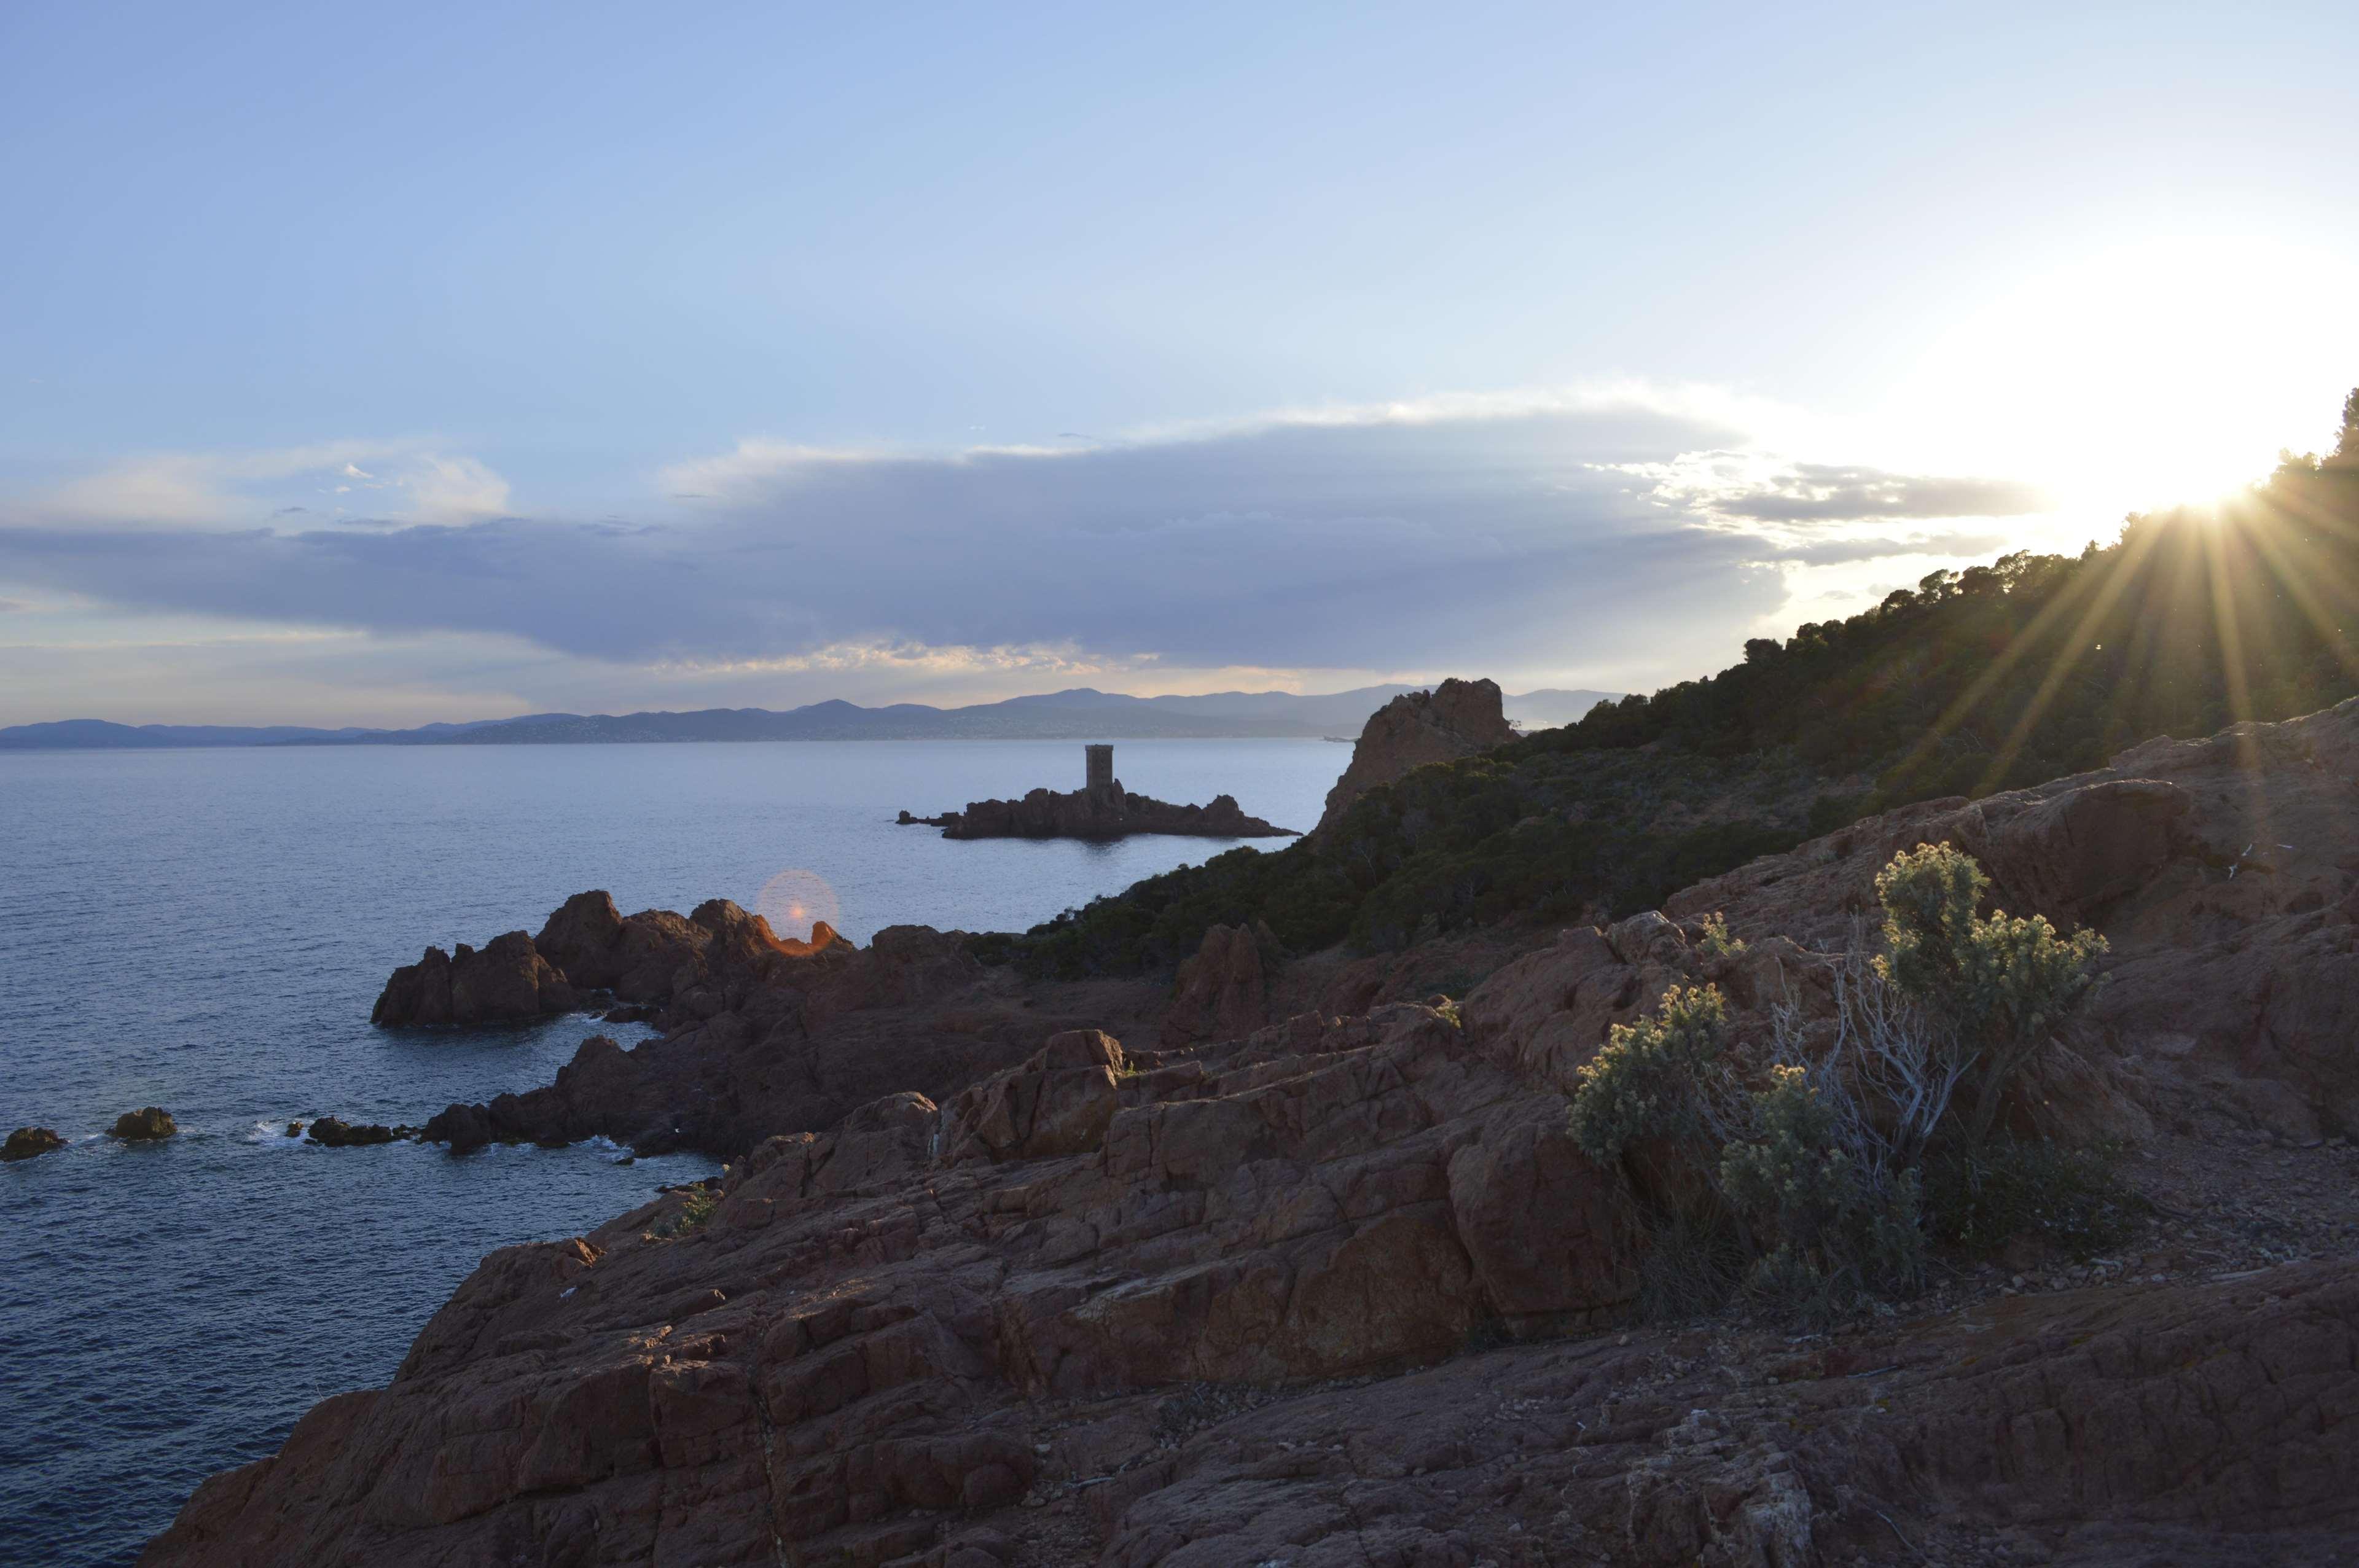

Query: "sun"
left=1888, top=235, right=2359, bottom=527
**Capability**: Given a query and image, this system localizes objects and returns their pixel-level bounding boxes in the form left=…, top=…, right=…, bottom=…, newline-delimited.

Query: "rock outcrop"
left=110, top=1107, right=176, bottom=1141
left=305, top=1118, right=402, bottom=1148
left=1315, top=676, right=1517, bottom=834
left=143, top=700, right=2359, bottom=1567
left=1158, top=921, right=1273, bottom=1047
left=4, top=1126, right=65, bottom=1161
left=413, top=907, right=1160, bottom=1158
left=370, top=930, right=579, bottom=1028
left=901, top=782, right=1296, bottom=841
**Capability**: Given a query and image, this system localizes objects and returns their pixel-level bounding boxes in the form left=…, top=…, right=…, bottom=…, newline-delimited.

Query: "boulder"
left=421, top=1101, right=495, bottom=1156
left=1315, top=677, right=1516, bottom=835
left=111, top=1107, right=176, bottom=1141
left=3, top=1126, right=65, bottom=1162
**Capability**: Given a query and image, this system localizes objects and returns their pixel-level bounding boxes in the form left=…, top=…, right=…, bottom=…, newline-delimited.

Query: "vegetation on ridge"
left=977, top=393, right=2359, bottom=978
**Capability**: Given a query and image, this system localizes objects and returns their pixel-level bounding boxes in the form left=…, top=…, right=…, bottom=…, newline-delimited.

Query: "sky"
left=4, top=1, right=2358, bottom=727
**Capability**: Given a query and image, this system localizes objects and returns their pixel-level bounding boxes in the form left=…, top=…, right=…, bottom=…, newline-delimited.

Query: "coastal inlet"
left=898, top=743, right=1299, bottom=840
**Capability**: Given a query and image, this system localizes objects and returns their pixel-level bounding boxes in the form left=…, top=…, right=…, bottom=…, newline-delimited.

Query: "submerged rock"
left=109, top=1107, right=176, bottom=1142
left=3, top=1126, right=66, bottom=1162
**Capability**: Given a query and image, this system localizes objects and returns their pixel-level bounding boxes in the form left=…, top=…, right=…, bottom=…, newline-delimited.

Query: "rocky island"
left=898, top=743, right=1298, bottom=840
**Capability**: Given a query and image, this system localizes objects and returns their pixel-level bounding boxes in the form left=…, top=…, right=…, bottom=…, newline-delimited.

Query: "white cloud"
left=21, top=440, right=513, bottom=530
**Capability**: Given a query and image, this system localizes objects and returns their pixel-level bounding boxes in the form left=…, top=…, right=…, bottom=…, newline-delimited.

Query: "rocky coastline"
left=138, top=696, right=2359, bottom=1567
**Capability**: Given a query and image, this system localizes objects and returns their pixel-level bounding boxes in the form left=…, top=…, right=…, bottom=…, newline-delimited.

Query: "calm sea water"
left=0, top=739, right=1342, bottom=1566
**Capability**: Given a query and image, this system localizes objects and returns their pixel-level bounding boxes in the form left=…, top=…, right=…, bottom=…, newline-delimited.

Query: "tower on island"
left=1085, top=743, right=1114, bottom=794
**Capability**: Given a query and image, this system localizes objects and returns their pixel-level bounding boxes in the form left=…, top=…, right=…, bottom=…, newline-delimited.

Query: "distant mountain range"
left=0, top=687, right=1617, bottom=751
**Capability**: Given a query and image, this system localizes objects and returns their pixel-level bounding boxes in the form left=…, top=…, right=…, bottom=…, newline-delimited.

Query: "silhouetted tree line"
left=979, top=390, right=2359, bottom=977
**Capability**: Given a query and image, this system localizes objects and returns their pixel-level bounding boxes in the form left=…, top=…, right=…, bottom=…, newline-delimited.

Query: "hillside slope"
left=987, top=451, right=2359, bottom=977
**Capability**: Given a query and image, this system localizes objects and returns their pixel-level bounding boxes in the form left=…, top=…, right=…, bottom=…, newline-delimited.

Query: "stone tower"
left=1085, top=743, right=1114, bottom=794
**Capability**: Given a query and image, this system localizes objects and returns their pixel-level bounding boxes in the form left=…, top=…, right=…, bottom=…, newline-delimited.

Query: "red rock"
left=1315, top=676, right=1516, bottom=835
left=1159, top=922, right=1270, bottom=1047
left=370, top=931, right=576, bottom=1028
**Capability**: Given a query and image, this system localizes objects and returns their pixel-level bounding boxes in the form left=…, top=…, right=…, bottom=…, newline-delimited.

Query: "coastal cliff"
left=142, top=698, right=2359, bottom=1567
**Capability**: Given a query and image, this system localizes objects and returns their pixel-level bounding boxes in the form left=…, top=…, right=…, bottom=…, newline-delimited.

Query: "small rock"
left=4, top=1126, right=66, bottom=1162
left=307, top=1117, right=397, bottom=1148
left=284, top=1121, right=305, bottom=1137
left=111, top=1107, right=177, bottom=1141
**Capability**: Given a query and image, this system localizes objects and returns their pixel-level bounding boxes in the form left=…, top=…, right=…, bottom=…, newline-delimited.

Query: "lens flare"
left=756, top=868, right=843, bottom=943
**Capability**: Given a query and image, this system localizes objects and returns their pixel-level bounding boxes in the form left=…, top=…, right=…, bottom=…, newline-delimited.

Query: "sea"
left=0, top=739, right=1344, bottom=1566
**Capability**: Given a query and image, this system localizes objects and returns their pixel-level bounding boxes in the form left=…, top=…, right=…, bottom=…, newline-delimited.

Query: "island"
left=898, top=743, right=1299, bottom=840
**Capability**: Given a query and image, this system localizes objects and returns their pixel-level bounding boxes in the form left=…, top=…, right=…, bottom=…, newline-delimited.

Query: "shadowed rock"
left=1315, top=676, right=1517, bottom=834
left=109, top=1107, right=176, bottom=1141
left=902, top=786, right=1296, bottom=841
left=370, top=931, right=577, bottom=1028
left=3, top=1126, right=65, bottom=1161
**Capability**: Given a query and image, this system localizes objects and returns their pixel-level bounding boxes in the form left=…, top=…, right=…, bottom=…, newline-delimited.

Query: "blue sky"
left=4, top=1, right=2357, bottom=724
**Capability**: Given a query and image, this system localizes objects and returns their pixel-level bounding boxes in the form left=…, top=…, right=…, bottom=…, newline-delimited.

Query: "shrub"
left=1922, top=1137, right=2146, bottom=1258
left=1718, top=1064, right=1925, bottom=1310
left=1697, top=912, right=1746, bottom=957
left=1568, top=984, right=1740, bottom=1164
left=1874, top=843, right=2108, bottom=1144
left=1634, top=1207, right=1747, bottom=1323
left=652, top=1184, right=719, bottom=1239
left=1573, top=843, right=2116, bottom=1325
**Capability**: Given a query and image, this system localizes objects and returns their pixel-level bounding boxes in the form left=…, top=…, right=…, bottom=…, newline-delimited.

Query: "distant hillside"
left=0, top=686, right=1618, bottom=751
left=981, top=402, right=2359, bottom=977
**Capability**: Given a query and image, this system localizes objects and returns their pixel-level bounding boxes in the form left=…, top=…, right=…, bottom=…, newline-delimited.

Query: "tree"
left=2334, top=386, right=2359, bottom=466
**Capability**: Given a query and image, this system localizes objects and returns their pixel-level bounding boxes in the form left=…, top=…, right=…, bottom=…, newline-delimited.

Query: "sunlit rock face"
left=1316, top=677, right=1516, bottom=835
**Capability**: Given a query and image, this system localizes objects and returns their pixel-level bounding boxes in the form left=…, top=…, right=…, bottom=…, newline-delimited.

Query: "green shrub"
left=1718, top=1065, right=1925, bottom=1310
left=652, top=1184, right=719, bottom=1239
left=1697, top=911, right=1746, bottom=957
left=1568, top=984, right=1738, bottom=1164
left=1575, top=843, right=2116, bottom=1325
left=1874, top=843, right=2107, bottom=1144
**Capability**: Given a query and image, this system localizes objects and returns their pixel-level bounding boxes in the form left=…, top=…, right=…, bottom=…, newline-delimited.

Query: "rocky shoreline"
left=129, top=693, right=2359, bottom=1566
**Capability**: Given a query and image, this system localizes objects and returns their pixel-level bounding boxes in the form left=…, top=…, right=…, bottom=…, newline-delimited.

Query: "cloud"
left=0, top=598, right=25, bottom=612
left=30, top=442, right=512, bottom=529
left=0, top=396, right=2049, bottom=688
left=1618, top=452, right=2049, bottom=525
